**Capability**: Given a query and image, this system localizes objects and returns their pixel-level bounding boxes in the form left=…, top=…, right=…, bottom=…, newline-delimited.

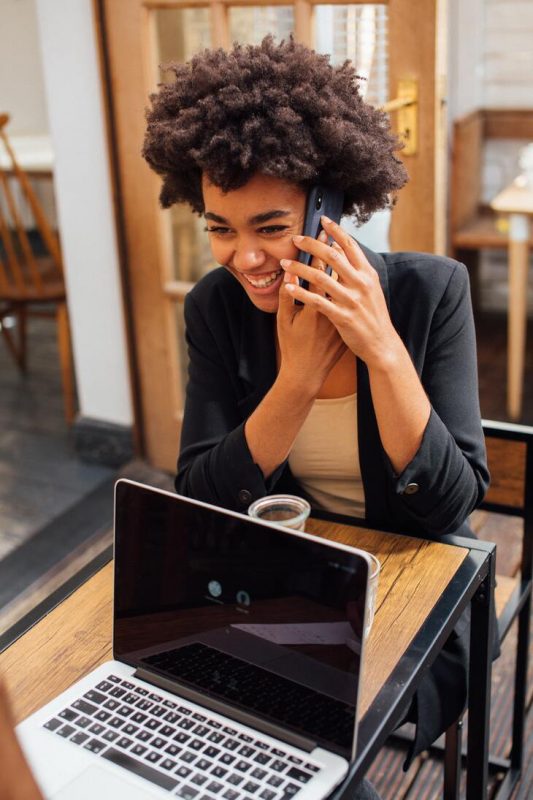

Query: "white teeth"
left=244, top=270, right=282, bottom=288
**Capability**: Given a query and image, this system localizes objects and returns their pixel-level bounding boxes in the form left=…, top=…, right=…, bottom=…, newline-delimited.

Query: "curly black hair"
left=143, top=36, right=408, bottom=223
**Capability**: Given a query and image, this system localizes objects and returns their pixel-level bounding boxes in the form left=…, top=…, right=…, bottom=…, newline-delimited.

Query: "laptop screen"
left=114, top=481, right=369, bottom=758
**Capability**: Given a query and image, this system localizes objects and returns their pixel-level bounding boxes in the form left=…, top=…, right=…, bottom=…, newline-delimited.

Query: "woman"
left=143, top=36, right=489, bottom=785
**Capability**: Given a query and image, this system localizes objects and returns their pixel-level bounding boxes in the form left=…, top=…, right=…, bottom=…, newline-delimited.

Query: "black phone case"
left=297, top=186, right=344, bottom=296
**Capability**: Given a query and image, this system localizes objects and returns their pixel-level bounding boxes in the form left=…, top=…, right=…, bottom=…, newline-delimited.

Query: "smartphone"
left=296, top=185, right=344, bottom=298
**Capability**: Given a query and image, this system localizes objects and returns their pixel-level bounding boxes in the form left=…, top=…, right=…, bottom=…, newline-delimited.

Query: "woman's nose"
left=232, top=241, right=266, bottom=271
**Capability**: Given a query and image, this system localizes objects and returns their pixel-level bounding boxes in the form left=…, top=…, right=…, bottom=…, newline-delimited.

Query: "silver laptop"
left=17, top=480, right=371, bottom=800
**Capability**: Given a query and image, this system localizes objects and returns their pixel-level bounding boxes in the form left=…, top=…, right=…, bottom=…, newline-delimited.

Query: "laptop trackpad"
left=51, top=765, right=158, bottom=799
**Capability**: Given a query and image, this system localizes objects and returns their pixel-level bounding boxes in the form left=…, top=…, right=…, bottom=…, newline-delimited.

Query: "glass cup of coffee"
left=364, top=553, right=381, bottom=638
left=248, top=494, right=311, bottom=531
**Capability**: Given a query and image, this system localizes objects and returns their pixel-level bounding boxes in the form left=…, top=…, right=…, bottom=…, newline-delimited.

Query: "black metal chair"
left=443, top=419, right=533, bottom=799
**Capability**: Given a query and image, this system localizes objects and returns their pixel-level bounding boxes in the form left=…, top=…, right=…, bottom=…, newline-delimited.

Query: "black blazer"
left=177, top=245, right=489, bottom=539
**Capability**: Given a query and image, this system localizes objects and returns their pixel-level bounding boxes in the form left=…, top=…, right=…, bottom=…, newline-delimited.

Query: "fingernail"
left=285, top=282, right=295, bottom=292
left=283, top=270, right=291, bottom=283
left=318, top=230, right=328, bottom=242
left=280, top=259, right=291, bottom=268
left=292, top=235, right=304, bottom=243
left=321, top=215, right=332, bottom=225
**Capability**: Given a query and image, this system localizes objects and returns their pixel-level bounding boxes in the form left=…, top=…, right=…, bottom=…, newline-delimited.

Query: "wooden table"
left=0, top=518, right=496, bottom=799
left=490, top=176, right=533, bottom=420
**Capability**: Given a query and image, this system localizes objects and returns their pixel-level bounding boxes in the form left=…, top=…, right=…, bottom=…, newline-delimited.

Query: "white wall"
left=35, top=0, right=133, bottom=426
left=0, top=0, right=49, bottom=135
left=447, top=0, right=485, bottom=122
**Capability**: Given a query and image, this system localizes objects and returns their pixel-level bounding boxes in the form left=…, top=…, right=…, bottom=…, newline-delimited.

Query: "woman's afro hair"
left=143, top=36, right=408, bottom=223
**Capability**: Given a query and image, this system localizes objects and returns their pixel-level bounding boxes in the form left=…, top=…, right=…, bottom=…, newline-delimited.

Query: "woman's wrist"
left=276, top=364, right=321, bottom=402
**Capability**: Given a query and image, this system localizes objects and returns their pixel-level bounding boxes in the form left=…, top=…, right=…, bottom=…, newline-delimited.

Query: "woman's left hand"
left=281, top=216, right=401, bottom=369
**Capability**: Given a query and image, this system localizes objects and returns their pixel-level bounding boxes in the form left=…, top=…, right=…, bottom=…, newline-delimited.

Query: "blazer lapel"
left=236, top=295, right=277, bottom=416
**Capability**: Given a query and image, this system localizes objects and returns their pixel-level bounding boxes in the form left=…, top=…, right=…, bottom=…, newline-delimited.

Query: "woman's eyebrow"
left=248, top=210, right=291, bottom=225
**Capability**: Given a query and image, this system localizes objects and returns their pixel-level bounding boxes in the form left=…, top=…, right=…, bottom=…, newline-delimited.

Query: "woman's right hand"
left=276, top=232, right=347, bottom=398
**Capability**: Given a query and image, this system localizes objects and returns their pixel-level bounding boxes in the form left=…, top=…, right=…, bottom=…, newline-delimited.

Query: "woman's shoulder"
left=383, top=251, right=469, bottom=302
left=186, top=267, right=245, bottom=319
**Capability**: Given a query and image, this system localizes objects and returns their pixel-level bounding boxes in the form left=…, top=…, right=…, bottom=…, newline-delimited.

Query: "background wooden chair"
left=0, top=113, right=75, bottom=424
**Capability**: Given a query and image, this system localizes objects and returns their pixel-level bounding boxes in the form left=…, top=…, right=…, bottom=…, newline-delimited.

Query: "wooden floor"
left=0, top=305, right=532, bottom=798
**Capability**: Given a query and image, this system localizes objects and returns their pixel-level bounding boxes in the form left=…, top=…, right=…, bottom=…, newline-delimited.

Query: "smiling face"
left=202, top=173, right=306, bottom=313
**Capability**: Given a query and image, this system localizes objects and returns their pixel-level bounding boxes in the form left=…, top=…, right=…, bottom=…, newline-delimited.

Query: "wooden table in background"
left=0, top=518, right=495, bottom=799
left=491, top=177, right=533, bottom=420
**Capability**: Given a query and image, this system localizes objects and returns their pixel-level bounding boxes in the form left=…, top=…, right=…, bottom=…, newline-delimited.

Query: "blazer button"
left=238, top=489, right=252, bottom=505
left=403, top=482, right=420, bottom=495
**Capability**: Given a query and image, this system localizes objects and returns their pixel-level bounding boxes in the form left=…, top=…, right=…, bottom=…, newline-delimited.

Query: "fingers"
left=283, top=279, right=345, bottom=325
left=320, top=216, right=373, bottom=272
left=280, top=257, right=348, bottom=304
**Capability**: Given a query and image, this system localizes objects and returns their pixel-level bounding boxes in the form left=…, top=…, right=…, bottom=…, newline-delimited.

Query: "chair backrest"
left=0, top=113, right=63, bottom=298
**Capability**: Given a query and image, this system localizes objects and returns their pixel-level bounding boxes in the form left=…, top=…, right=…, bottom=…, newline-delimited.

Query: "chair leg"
left=16, top=304, right=27, bottom=371
left=56, top=302, right=76, bottom=425
left=443, top=717, right=463, bottom=800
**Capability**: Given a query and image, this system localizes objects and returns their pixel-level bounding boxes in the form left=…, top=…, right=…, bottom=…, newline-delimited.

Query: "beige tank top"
left=288, top=393, right=365, bottom=518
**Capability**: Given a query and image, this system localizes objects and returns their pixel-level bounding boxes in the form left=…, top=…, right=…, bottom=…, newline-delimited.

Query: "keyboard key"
left=84, top=690, right=106, bottom=704
left=116, top=737, right=133, bottom=749
left=109, top=716, right=124, bottom=729
left=288, top=756, right=302, bottom=765
left=146, top=751, right=162, bottom=764
left=193, top=725, right=210, bottom=737
left=131, top=712, right=148, bottom=724
left=178, top=706, right=192, bottom=716
left=271, top=750, right=286, bottom=758
left=118, top=705, right=134, bottom=717
left=242, top=782, right=259, bottom=794
left=133, top=686, right=149, bottom=696
left=72, top=699, right=97, bottom=716
left=208, top=732, right=225, bottom=744
left=88, top=723, right=105, bottom=736
left=195, top=759, right=212, bottom=772
left=304, top=764, right=320, bottom=773
left=160, top=758, right=177, bottom=771
left=176, top=786, right=199, bottom=800
left=110, top=687, right=126, bottom=698
left=270, top=760, right=287, bottom=773
left=95, top=710, right=112, bottom=722
left=164, top=711, right=180, bottom=724
left=57, top=725, right=76, bottom=738
left=207, top=781, right=224, bottom=794
left=251, top=769, right=267, bottom=780
left=44, top=718, right=62, bottom=731
left=190, top=739, right=204, bottom=751
left=76, top=716, right=92, bottom=729
left=238, top=746, right=255, bottom=758
left=151, top=737, right=167, bottom=749
left=255, top=742, right=269, bottom=751
left=131, top=744, right=147, bottom=756
left=192, top=775, right=208, bottom=786
left=71, top=731, right=89, bottom=745
left=212, top=766, right=228, bottom=779
left=102, top=748, right=178, bottom=790
left=254, top=754, right=270, bottom=766
left=122, top=723, right=139, bottom=736
left=175, top=732, right=191, bottom=744
left=163, top=699, right=177, bottom=709
left=235, top=760, right=251, bottom=773
left=166, top=744, right=181, bottom=757
left=103, top=730, right=119, bottom=742
left=151, top=705, right=167, bottom=718
left=180, top=751, right=197, bottom=764
left=267, top=776, right=283, bottom=788
left=149, top=692, right=163, bottom=703
left=223, top=791, right=240, bottom=800
left=137, top=699, right=154, bottom=711
left=279, top=784, right=301, bottom=800
left=287, top=768, right=312, bottom=784
left=84, top=738, right=106, bottom=753
left=179, top=719, right=195, bottom=730
left=208, top=719, right=222, bottom=729
left=107, top=674, right=121, bottom=683
left=123, top=692, right=138, bottom=705
left=103, top=699, right=121, bottom=711
left=59, top=708, right=78, bottom=722
left=96, top=681, right=114, bottom=692
left=225, top=739, right=240, bottom=751
left=176, top=766, right=192, bottom=779
left=239, top=734, right=253, bottom=742
left=204, top=746, right=220, bottom=759
left=223, top=726, right=237, bottom=736
left=221, top=753, right=236, bottom=765
left=136, top=730, right=153, bottom=742
left=228, top=774, right=244, bottom=786
left=193, top=712, right=207, bottom=722
left=147, top=719, right=161, bottom=731
left=260, top=792, right=276, bottom=800
left=122, top=681, right=135, bottom=690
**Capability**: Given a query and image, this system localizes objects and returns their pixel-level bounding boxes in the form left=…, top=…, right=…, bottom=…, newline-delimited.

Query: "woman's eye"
left=205, top=227, right=232, bottom=235
left=258, top=225, right=289, bottom=235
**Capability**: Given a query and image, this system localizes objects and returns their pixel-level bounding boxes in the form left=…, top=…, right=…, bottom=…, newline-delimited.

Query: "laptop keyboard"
left=42, top=673, right=322, bottom=797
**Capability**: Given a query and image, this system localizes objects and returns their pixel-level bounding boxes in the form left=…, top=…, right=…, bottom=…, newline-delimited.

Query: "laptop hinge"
left=134, top=667, right=317, bottom=753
